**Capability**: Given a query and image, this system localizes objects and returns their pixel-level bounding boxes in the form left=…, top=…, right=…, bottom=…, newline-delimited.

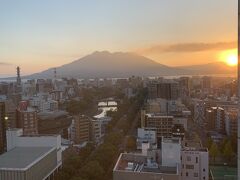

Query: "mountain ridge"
left=1, top=51, right=237, bottom=79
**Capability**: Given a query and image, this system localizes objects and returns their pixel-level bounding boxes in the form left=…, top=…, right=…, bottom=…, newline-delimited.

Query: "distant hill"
left=27, top=51, right=191, bottom=78
left=2, top=52, right=236, bottom=80
left=177, top=62, right=237, bottom=75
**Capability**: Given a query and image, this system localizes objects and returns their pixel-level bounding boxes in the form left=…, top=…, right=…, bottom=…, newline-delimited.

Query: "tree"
left=207, top=137, right=213, bottom=149
left=209, top=143, right=219, bottom=164
left=70, top=177, right=87, bottom=180
left=126, top=136, right=136, bottom=151
left=223, top=141, right=234, bottom=163
left=220, top=137, right=228, bottom=154
left=80, top=161, right=105, bottom=180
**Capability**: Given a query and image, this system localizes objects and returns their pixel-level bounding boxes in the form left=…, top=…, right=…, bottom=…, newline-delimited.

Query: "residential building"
left=37, top=111, right=72, bottom=139
left=72, top=115, right=91, bottom=144
left=136, top=128, right=157, bottom=150
left=16, top=101, right=38, bottom=135
left=205, top=107, right=225, bottom=133
left=0, top=102, right=6, bottom=154
left=181, top=147, right=209, bottom=180
left=148, top=80, right=179, bottom=100
left=142, top=113, right=173, bottom=138
left=225, top=108, right=237, bottom=137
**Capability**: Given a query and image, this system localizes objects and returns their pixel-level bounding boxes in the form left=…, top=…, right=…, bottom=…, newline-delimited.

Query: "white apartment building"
left=181, top=147, right=209, bottom=180
left=136, top=128, right=157, bottom=150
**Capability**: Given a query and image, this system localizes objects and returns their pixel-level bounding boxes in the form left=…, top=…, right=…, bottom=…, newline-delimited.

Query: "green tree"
left=207, top=137, right=213, bottom=149
left=223, top=141, right=234, bottom=163
left=209, top=143, right=219, bottom=164
left=80, top=161, right=105, bottom=180
left=126, top=136, right=136, bottom=151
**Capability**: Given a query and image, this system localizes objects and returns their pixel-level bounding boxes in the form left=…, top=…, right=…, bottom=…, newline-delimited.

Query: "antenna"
left=54, top=68, right=57, bottom=79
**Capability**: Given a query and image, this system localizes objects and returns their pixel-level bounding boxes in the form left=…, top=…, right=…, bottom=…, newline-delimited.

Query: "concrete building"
left=136, top=128, right=157, bottom=150
left=148, top=80, right=179, bottom=100
left=202, top=76, right=212, bottom=90
left=5, top=100, right=17, bottom=129
left=179, top=77, right=190, bottom=97
left=162, top=137, right=181, bottom=167
left=16, top=101, right=38, bottom=135
left=225, top=108, right=238, bottom=137
left=91, top=117, right=111, bottom=143
left=206, top=107, right=225, bottom=133
left=113, top=137, right=181, bottom=180
left=40, top=99, right=58, bottom=112
left=193, top=100, right=206, bottom=125
left=181, top=147, right=209, bottom=180
left=72, top=115, right=91, bottom=144
left=0, top=102, right=6, bottom=154
left=37, top=111, right=72, bottom=139
left=0, top=129, right=62, bottom=180
left=142, top=113, right=173, bottom=138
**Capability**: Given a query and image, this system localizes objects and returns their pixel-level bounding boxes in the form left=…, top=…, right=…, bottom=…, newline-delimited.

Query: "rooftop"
left=38, top=110, right=68, bottom=120
left=146, top=113, right=173, bottom=118
left=0, top=147, right=54, bottom=170
left=114, top=153, right=178, bottom=175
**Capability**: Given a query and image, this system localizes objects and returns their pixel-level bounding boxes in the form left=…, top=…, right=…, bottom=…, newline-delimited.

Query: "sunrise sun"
left=219, top=49, right=238, bottom=66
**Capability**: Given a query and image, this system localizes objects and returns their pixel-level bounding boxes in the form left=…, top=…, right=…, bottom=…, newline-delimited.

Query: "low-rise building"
left=136, top=128, right=157, bottom=150
left=113, top=137, right=181, bottom=180
left=143, top=113, right=173, bottom=138
left=0, top=129, right=62, bottom=180
left=181, top=147, right=209, bottom=180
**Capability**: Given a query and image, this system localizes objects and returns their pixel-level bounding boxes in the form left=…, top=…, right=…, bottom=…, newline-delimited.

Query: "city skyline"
left=0, top=0, right=237, bottom=76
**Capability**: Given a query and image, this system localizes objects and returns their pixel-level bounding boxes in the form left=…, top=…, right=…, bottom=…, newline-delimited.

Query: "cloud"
left=137, top=41, right=237, bottom=54
left=0, top=62, right=12, bottom=66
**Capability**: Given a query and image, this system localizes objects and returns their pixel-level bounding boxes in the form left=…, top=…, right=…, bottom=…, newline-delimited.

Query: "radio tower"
left=53, top=68, right=57, bottom=90
left=54, top=68, right=57, bottom=80
left=16, top=66, right=21, bottom=85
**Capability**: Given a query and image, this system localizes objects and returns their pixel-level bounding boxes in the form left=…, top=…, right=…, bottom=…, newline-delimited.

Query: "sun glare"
left=219, top=49, right=238, bottom=66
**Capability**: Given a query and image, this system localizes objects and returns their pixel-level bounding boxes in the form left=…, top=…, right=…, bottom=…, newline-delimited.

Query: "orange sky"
left=0, top=0, right=237, bottom=76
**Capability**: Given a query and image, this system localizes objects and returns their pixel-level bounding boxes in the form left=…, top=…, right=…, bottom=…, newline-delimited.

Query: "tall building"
left=72, top=115, right=91, bottom=144
left=148, top=80, right=179, bottom=100
left=201, top=76, right=211, bottom=89
left=225, top=109, right=238, bottom=137
left=0, top=102, right=6, bottom=154
left=16, top=101, right=38, bottom=135
left=205, top=107, right=225, bottom=133
left=15, top=66, right=22, bottom=94
left=16, top=66, right=21, bottom=86
left=179, top=77, right=190, bottom=97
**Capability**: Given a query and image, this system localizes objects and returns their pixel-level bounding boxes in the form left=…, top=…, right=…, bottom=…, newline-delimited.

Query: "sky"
left=0, top=0, right=237, bottom=76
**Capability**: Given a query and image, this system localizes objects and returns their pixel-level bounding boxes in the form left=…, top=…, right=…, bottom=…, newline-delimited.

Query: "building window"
left=203, top=177, right=205, bottom=180
left=187, top=156, right=191, bottom=161
left=186, top=172, right=188, bottom=177
left=196, top=157, right=198, bottom=163
left=194, top=173, right=198, bottom=177
left=203, top=168, right=205, bottom=172
left=186, top=164, right=194, bottom=169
